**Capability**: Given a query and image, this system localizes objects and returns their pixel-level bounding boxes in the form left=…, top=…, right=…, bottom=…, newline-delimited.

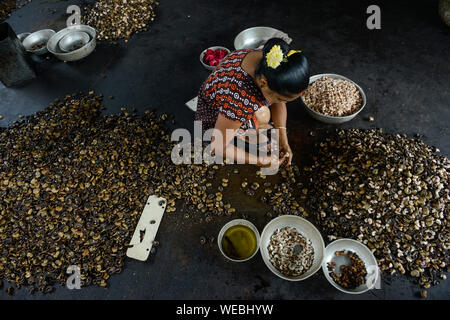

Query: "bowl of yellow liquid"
left=218, top=219, right=260, bottom=262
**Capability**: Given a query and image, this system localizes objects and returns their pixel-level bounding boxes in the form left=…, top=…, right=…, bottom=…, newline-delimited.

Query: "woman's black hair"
left=255, top=38, right=310, bottom=97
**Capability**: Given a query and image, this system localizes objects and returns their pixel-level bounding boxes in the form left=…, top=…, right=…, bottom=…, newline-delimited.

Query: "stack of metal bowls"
left=47, top=25, right=97, bottom=62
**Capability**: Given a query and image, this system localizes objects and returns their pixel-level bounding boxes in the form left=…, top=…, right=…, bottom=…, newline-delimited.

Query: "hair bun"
left=262, top=38, right=290, bottom=56
left=255, top=38, right=310, bottom=96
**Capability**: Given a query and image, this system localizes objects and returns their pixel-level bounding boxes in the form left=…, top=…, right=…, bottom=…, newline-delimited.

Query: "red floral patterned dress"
left=195, top=49, right=270, bottom=134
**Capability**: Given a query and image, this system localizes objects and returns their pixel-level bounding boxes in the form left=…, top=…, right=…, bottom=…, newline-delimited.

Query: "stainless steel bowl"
left=301, top=73, right=367, bottom=124
left=47, top=25, right=96, bottom=62
left=22, top=29, right=55, bottom=55
left=260, top=215, right=325, bottom=281
left=322, top=238, right=379, bottom=294
left=234, top=26, right=283, bottom=50
left=199, top=46, right=230, bottom=71
left=58, top=31, right=90, bottom=52
left=17, top=32, right=31, bottom=42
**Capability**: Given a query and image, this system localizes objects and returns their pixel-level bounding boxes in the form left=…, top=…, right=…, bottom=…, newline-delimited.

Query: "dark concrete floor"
left=0, top=0, right=449, bottom=300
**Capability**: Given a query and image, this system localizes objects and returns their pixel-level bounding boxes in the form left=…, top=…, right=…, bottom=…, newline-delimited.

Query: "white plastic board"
left=126, top=195, right=166, bottom=261
left=185, top=96, right=198, bottom=112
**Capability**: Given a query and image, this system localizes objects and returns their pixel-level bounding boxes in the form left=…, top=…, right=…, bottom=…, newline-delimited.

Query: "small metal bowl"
left=200, top=46, right=230, bottom=71
left=260, top=215, right=325, bottom=281
left=322, top=238, right=379, bottom=294
left=47, top=25, right=96, bottom=62
left=218, top=219, right=260, bottom=262
left=234, top=26, right=283, bottom=50
left=301, top=73, right=367, bottom=124
left=17, top=32, right=31, bottom=42
left=58, top=31, right=90, bottom=52
left=22, top=29, right=55, bottom=55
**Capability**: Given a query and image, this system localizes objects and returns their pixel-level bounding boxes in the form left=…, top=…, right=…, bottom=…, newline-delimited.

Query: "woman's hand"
left=257, top=153, right=288, bottom=169
left=279, top=136, right=293, bottom=165
left=269, top=102, right=293, bottom=165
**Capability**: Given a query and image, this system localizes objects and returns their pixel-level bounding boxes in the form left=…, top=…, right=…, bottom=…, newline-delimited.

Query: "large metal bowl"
left=301, top=73, right=367, bottom=124
left=260, top=215, right=325, bottom=281
left=322, top=238, right=379, bottom=294
left=234, top=26, right=283, bottom=50
left=22, top=29, right=55, bottom=55
left=47, top=25, right=96, bottom=62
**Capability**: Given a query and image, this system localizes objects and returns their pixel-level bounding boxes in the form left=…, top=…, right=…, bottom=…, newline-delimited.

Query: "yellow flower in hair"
left=266, top=45, right=284, bottom=69
left=287, top=50, right=301, bottom=57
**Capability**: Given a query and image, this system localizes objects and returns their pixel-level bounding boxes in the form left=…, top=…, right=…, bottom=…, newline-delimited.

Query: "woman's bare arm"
left=270, top=102, right=287, bottom=128
left=270, top=102, right=293, bottom=165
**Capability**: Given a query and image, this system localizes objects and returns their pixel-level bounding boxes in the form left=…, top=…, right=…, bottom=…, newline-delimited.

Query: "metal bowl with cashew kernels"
left=22, top=29, right=55, bottom=55
left=301, top=73, right=367, bottom=124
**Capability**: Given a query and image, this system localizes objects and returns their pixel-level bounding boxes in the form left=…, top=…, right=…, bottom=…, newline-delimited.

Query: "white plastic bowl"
left=321, top=238, right=379, bottom=294
left=260, top=215, right=325, bottom=281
